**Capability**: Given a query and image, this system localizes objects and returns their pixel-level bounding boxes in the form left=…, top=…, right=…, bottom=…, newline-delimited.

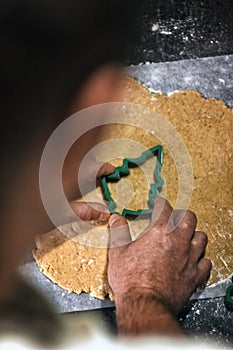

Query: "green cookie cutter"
left=101, top=145, right=164, bottom=217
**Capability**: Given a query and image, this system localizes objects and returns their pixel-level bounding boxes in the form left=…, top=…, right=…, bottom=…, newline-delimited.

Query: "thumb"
left=109, top=214, right=132, bottom=248
left=70, top=201, right=110, bottom=222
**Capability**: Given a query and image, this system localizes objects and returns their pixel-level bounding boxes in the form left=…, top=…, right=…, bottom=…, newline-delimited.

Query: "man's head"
left=0, top=0, right=140, bottom=301
left=1, top=0, right=139, bottom=169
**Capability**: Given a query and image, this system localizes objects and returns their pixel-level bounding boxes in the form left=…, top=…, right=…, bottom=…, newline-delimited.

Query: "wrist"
left=114, top=289, right=183, bottom=336
left=115, top=287, right=172, bottom=314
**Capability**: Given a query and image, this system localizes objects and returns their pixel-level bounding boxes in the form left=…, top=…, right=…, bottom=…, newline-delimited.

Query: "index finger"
left=150, top=196, right=173, bottom=226
left=137, top=197, right=174, bottom=239
left=172, top=209, right=197, bottom=239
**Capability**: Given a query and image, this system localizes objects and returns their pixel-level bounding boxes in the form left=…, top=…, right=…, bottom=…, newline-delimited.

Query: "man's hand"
left=63, top=138, right=115, bottom=201
left=64, top=161, right=114, bottom=224
left=108, top=197, right=212, bottom=335
left=40, top=160, right=114, bottom=234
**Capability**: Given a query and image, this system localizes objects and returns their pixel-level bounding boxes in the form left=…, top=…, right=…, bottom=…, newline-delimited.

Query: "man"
left=0, top=0, right=211, bottom=346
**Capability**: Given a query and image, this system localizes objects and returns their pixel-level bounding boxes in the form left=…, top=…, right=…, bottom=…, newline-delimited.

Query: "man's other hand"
left=108, top=197, right=212, bottom=316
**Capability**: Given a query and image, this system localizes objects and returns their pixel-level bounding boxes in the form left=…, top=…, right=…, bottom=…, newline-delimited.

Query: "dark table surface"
left=64, top=298, right=233, bottom=346
left=129, top=0, right=233, bottom=64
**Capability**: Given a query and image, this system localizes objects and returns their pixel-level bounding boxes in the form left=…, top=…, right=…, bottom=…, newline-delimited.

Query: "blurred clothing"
left=0, top=275, right=227, bottom=349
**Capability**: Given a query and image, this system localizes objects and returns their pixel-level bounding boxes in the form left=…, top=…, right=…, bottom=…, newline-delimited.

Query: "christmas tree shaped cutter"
left=101, top=145, right=164, bottom=218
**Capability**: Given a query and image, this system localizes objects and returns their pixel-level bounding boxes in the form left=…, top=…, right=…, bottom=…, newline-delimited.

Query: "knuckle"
left=198, top=231, right=208, bottom=245
left=193, top=231, right=208, bottom=248
left=153, top=221, right=168, bottom=233
left=185, top=210, right=197, bottom=224
left=178, top=210, right=197, bottom=229
left=187, top=209, right=197, bottom=219
left=178, top=220, right=190, bottom=231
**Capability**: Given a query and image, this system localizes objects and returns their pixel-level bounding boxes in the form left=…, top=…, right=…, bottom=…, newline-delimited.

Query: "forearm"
left=115, top=291, right=184, bottom=336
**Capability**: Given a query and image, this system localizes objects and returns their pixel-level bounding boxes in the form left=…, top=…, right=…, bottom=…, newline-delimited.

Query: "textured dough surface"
left=33, top=229, right=114, bottom=300
left=119, top=76, right=233, bottom=284
left=33, top=76, right=233, bottom=299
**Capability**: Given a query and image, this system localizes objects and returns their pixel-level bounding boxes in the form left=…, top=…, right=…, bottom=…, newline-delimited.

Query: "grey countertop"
left=130, top=0, right=233, bottom=64
left=127, top=54, right=233, bottom=108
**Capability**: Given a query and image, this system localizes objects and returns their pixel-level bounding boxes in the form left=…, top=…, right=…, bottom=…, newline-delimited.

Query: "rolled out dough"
left=33, top=76, right=233, bottom=299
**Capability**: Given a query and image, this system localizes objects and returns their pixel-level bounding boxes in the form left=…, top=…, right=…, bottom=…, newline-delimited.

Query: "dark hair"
left=0, top=0, right=140, bottom=191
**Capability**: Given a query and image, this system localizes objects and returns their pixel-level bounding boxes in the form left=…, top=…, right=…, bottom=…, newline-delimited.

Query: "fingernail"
left=109, top=214, right=119, bottom=226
